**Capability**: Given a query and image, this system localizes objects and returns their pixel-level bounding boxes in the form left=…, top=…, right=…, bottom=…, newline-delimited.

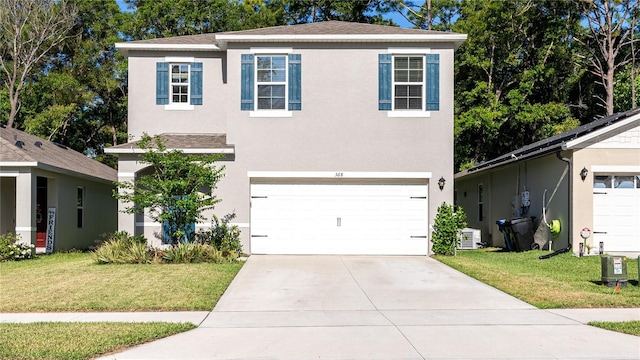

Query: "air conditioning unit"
left=458, top=228, right=481, bottom=250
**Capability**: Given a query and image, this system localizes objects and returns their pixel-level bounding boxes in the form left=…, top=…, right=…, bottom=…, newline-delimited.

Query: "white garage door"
left=593, top=174, right=640, bottom=252
left=250, top=182, right=429, bottom=255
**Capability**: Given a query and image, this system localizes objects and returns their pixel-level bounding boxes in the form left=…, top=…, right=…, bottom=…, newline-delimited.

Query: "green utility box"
left=601, top=256, right=628, bottom=287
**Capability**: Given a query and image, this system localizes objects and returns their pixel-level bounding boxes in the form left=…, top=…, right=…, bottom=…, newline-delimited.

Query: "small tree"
left=114, top=134, right=225, bottom=245
left=431, top=202, right=467, bottom=256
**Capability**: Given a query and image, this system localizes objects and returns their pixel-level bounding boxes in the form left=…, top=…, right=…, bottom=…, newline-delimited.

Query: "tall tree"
left=453, top=0, right=581, bottom=170
left=574, top=0, right=638, bottom=115
left=0, top=0, right=76, bottom=128
left=282, top=0, right=394, bottom=25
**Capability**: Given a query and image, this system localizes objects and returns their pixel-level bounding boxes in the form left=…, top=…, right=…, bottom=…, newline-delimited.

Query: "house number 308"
left=335, top=172, right=344, bottom=177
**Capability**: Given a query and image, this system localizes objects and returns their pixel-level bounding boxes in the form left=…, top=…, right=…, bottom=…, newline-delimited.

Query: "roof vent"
left=54, top=142, right=67, bottom=149
left=34, top=141, right=43, bottom=148
left=15, top=140, right=25, bottom=149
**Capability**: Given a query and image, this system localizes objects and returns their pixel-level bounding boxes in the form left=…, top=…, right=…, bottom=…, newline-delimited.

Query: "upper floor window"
left=156, top=61, right=202, bottom=108
left=379, top=53, right=439, bottom=116
left=170, top=64, right=190, bottom=103
left=241, top=53, right=301, bottom=116
left=394, top=56, right=423, bottom=110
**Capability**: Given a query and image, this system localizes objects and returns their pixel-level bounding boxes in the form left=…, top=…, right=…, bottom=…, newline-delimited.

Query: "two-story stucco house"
left=106, top=21, right=467, bottom=255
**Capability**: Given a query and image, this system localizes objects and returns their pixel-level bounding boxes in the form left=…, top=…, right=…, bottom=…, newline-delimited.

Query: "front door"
left=36, top=177, right=47, bottom=248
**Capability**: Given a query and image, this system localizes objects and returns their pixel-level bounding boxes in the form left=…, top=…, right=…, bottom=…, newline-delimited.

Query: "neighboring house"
left=0, top=126, right=117, bottom=252
left=455, top=108, right=640, bottom=257
left=106, top=21, right=467, bottom=255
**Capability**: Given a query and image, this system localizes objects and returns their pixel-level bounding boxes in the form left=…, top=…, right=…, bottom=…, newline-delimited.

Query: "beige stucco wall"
left=127, top=51, right=228, bottom=138
left=455, top=154, right=570, bottom=250
left=123, top=41, right=458, bottom=254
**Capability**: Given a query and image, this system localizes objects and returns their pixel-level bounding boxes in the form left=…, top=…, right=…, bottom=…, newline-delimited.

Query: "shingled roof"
left=105, top=133, right=234, bottom=154
left=0, top=126, right=117, bottom=183
left=116, top=20, right=467, bottom=53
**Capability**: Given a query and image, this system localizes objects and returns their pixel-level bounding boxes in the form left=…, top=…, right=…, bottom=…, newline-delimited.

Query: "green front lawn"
left=434, top=249, right=640, bottom=309
left=0, top=252, right=243, bottom=312
left=589, top=321, right=640, bottom=337
left=0, top=322, right=196, bottom=360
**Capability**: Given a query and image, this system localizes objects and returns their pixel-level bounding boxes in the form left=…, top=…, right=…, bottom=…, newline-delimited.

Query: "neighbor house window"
left=240, top=53, right=301, bottom=113
left=378, top=53, right=439, bottom=113
left=77, top=187, right=84, bottom=228
left=478, top=184, right=484, bottom=222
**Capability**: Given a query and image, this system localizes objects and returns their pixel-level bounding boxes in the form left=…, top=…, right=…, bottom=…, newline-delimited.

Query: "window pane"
left=271, top=98, right=285, bottom=109
left=594, top=175, right=612, bottom=188
left=636, top=175, right=640, bottom=189
left=77, top=209, right=83, bottom=228
left=614, top=176, right=634, bottom=188
left=77, top=188, right=83, bottom=207
left=409, top=57, right=423, bottom=69
left=271, top=85, right=285, bottom=96
left=257, top=69, right=272, bottom=82
left=395, top=70, right=408, bottom=82
left=272, top=69, right=286, bottom=82
left=271, top=56, right=286, bottom=69
left=258, top=85, right=272, bottom=96
left=394, top=57, right=408, bottom=69
left=395, top=98, right=408, bottom=110
left=409, top=69, right=423, bottom=82
left=408, top=85, right=421, bottom=96
left=408, top=98, right=422, bottom=109
left=395, top=85, right=407, bottom=96
left=257, top=57, right=272, bottom=69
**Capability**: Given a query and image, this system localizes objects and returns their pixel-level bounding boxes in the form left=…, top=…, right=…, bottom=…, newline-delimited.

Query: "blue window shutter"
left=426, top=54, right=440, bottom=111
left=190, top=62, right=203, bottom=105
left=241, top=54, right=254, bottom=110
left=156, top=62, right=169, bottom=105
left=162, top=219, right=171, bottom=244
left=378, top=54, right=392, bottom=110
left=288, top=54, right=301, bottom=111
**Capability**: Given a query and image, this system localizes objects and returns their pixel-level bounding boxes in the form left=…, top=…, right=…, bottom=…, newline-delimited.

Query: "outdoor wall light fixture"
left=438, top=177, right=446, bottom=191
left=580, top=167, right=588, bottom=181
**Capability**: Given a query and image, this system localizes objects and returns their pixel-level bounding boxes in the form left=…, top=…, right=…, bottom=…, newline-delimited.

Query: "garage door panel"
left=593, top=177, right=640, bottom=252
left=251, top=183, right=428, bottom=255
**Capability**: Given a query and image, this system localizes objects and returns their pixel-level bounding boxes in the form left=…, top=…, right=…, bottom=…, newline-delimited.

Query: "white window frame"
left=251, top=54, right=291, bottom=117
left=392, top=55, right=425, bottom=111
left=166, top=63, right=194, bottom=111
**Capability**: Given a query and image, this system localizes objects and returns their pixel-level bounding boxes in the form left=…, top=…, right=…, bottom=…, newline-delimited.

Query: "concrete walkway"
left=3, top=255, right=639, bottom=359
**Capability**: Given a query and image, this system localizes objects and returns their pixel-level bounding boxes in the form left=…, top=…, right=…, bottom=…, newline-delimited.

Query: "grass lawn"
left=434, top=248, right=640, bottom=309
left=0, top=252, right=244, bottom=312
left=0, top=322, right=196, bottom=360
left=588, top=320, right=640, bottom=336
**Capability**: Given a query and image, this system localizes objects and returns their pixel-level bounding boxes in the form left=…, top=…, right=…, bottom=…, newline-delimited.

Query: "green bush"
left=196, top=213, right=242, bottom=256
left=431, top=203, right=467, bottom=256
left=161, top=242, right=225, bottom=263
left=0, top=233, right=35, bottom=261
left=92, top=231, right=237, bottom=264
left=93, top=231, right=152, bottom=264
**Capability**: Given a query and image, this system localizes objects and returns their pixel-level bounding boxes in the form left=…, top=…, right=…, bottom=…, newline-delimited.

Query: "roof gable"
left=0, top=126, right=117, bottom=182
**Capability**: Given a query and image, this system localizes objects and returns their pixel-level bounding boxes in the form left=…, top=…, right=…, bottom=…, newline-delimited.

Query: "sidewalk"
left=3, top=308, right=639, bottom=325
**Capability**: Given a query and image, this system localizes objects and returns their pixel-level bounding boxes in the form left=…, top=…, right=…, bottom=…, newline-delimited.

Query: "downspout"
left=540, top=151, right=572, bottom=260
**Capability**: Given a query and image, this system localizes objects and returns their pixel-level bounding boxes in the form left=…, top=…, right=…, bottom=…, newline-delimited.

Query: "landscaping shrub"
left=92, top=231, right=237, bottom=264
left=161, top=242, right=225, bottom=263
left=93, top=231, right=152, bottom=264
left=196, top=213, right=243, bottom=256
left=431, top=203, right=467, bottom=256
left=0, top=233, right=35, bottom=261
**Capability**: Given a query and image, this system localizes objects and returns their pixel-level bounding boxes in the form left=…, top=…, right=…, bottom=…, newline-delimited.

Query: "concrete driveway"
left=102, top=256, right=640, bottom=359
